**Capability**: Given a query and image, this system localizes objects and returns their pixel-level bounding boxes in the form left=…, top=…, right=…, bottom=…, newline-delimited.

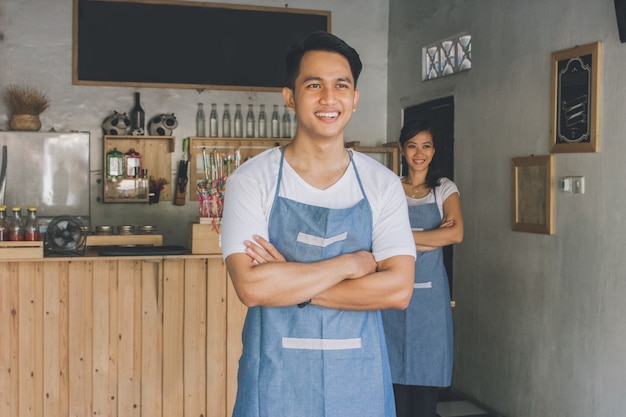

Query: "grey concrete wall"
left=388, top=0, right=626, bottom=416
left=0, top=0, right=389, bottom=246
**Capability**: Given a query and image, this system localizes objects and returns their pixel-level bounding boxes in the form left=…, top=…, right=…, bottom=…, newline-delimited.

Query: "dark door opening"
left=403, top=96, right=456, bottom=296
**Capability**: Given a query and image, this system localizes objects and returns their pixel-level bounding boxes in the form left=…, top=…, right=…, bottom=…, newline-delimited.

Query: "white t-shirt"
left=221, top=147, right=415, bottom=262
left=405, top=177, right=459, bottom=219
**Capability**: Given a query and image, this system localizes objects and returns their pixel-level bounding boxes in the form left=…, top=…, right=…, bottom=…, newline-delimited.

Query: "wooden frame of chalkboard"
left=549, top=41, right=601, bottom=153
left=72, top=0, right=331, bottom=92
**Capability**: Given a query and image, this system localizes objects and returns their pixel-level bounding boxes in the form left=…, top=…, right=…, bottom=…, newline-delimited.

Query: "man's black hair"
left=285, top=31, right=363, bottom=90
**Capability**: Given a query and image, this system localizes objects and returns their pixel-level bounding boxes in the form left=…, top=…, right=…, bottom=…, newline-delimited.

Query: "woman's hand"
left=414, top=217, right=456, bottom=252
left=245, top=235, right=286, bottom=265
left=439, top=217, right=455, bottom=229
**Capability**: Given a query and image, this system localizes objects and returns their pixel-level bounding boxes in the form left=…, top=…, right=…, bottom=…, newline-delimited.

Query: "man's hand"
left=245, top=235, right=286, bottom=265
left=245, top=235, right=377, bottom=279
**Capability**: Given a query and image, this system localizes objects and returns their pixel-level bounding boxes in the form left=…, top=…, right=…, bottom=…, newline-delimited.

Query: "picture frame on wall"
left=549, top=41, right=601, bottom=153
left=512, top=155, right=554, bottom=235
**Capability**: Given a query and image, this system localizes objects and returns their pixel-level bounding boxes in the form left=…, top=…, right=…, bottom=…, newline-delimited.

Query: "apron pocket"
left=280, top=338, right=384, bottom=417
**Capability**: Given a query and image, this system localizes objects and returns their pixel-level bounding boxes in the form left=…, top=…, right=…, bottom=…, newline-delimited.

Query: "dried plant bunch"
left=5, top=84, right=50, bottom=116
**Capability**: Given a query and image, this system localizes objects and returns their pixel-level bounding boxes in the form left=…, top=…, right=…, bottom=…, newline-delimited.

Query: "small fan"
left=45, top=216, right=87, bottom=256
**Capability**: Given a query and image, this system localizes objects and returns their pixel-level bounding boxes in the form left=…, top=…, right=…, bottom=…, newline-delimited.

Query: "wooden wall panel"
left=183, top=259, right=207, bottom=417
left=0, top=256, right=239, bottom=417
left=18, top=262, right=37, bottom=417
left=92, top=260, right=114, bottom=417
left=68, top=261, right=93, bottom=417
left=141, top=260, right=163, bottom=417
left=42, top=262, right=64, bottom=417
left=0, top=263, right=20, bottom=417
left=162, top=259, right=185, bottom=417
left=206, top=258, right=227, bottom=417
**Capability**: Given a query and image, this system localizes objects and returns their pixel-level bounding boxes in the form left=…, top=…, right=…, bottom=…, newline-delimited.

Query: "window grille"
left=423, top=33, right=471, bottom=80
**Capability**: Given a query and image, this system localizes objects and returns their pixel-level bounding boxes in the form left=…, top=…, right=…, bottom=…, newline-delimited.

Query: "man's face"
left=283, top=50, right=359, bottom=141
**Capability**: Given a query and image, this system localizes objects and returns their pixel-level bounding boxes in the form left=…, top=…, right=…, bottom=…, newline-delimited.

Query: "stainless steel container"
left=118, top=225, right=135, bottom=235
left=95, top=225, right=113, bottom=235
left=137, top=225, right=156, bottom=234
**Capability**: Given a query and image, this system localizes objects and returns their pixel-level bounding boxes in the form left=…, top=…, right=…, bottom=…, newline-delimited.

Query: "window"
left=423, top=33, right=472, bottom=80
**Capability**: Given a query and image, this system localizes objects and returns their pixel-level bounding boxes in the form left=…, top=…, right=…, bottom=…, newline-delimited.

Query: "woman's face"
left=401, top=130, right=435, bottom=173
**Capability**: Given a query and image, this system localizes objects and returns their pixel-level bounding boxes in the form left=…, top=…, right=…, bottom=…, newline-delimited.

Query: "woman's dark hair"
left=285, top=31, right=363, bottom=90
left=399, top=119, right=444, bottom=189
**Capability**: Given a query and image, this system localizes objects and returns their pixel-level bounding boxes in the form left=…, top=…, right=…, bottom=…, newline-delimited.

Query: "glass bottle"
left=234, top=104, right=243, bottom=138
left=8, top=205, right=24, bottom=241
left=0, top=205, right=8, bottom=241
left=246, top=104, right=255, bottom=138
left=130, top=92, right=145, bottom=135
left=222, top=104, right=231, bottom=137
left=124, top=148, right=142, bottom=177
left=106, top=148, right=125, bottom=178
left=271, top=104, right=280, bottom=138
left=24, top=205, right=40, bottom=242
left=282, top=105, right=291, bottom=138
left=209, top=103, right=219, bottom=137
left=196, top=103, right=206, bottom=136
left=258, top=104, right=267, bottom=138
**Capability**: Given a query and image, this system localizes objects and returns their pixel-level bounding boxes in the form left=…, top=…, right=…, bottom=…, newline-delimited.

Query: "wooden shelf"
left=86, top=234, right=163, bottom=247
left=103, top=135, right=175, bottom=203
left=345, top=141, right=400, bottom=175
left=187, top=137, right=399, bottom=205
left=188, top=137, right=292, bottom=201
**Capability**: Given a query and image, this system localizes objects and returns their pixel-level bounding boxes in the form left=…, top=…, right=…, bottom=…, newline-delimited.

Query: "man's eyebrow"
left=301, top=76, right=323, bottom=83
left=300, top=76, right=354, bottom=85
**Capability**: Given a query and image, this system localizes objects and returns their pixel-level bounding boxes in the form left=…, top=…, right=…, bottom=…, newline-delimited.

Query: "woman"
left=381, top=119, right=464, bottom=417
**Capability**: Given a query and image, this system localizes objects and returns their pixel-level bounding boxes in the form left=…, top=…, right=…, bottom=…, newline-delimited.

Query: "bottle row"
left=0, top=205, right=40, bottom=242
left=196, top=103, right=294, bottom=139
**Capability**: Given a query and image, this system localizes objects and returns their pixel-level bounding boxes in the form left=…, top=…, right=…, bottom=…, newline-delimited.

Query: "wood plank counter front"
left=0, top=254, right=247, bottom=417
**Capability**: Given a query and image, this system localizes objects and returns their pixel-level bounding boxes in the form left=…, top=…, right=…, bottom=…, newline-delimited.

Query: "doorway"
left=402, top=96, right=456, bottom=295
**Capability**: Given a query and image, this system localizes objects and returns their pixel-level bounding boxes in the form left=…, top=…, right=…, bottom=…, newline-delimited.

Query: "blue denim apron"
left=233, top=148, right=396, bottom=417
left=381, top=192, right=453, bottom=387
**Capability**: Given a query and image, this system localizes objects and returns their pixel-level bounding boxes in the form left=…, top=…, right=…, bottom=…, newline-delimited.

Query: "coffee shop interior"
left=2, top=0, right=626, bottom=416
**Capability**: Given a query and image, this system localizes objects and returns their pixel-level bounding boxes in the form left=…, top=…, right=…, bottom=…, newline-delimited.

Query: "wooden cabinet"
left=0, top=255, right=246, bottom=417
left=103, top=135, right=175, bottom=203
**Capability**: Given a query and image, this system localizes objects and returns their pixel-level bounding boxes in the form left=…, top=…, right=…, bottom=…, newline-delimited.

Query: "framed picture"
left=512, top=155, right=554, bottom=235
left=550, top=41, right=601, bottom=153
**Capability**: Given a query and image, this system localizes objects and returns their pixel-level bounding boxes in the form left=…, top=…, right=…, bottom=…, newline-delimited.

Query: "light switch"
left=571, top=176, right=585, bottom=194
left=560, top=176, right=585, bottom=194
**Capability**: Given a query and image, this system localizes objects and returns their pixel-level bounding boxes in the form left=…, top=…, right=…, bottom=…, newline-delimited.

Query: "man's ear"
left=282, top=87, right=295, bottom=109
left=352, top=89, right=360, bottom=112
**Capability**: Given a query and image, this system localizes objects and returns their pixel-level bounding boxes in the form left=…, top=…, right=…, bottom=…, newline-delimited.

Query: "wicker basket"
left=9, top=114, right=42, bottom=131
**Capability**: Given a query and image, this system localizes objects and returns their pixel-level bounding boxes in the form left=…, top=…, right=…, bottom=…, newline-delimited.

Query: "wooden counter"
left=0, top=254, right=246, bottom=417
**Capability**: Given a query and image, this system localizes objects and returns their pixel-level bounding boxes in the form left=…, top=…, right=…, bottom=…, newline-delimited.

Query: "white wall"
left=0, top=0, right=389, bottom=245
left=388, top=0, right=626, bottom=416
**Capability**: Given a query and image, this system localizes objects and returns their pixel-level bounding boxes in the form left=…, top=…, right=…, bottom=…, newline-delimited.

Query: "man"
left=221, top=31, right=415, bottom=417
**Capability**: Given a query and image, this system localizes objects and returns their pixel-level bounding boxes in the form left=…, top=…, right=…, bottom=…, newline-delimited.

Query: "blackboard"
left=549, top=41, right=601, bottom=153
left=72, top=0, right=331, bottom=91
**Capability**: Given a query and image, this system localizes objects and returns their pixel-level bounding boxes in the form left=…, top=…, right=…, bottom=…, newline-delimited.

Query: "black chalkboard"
left=72, top=0, right=330, bottom=91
